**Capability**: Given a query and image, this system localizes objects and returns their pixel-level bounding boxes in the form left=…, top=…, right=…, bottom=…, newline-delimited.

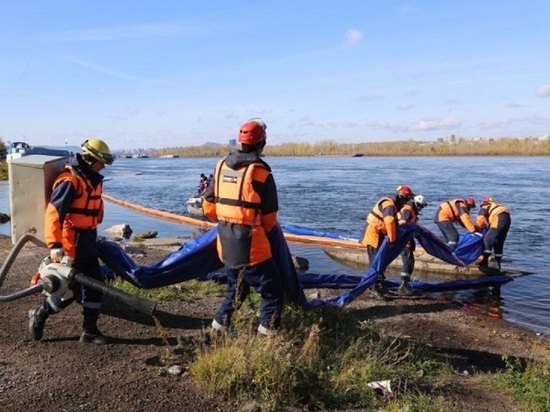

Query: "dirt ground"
left=1, top=234, right=549, bottom=411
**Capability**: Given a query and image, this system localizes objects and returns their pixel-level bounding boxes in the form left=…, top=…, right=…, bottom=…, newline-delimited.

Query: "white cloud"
left=397, top=103, right=413, bottom=111
left=536, top=84, right=550, bottom=97
left=64, top=57, right=175, bottom=85
left=345, top=29, right=363, bottom=45
left=355, top=94, right=384, bottom=102
left=42, top=21, right=194, bottom=42
left=504, top=101, right=525, bottom=109
left=412, top=118, right=461, bottom=131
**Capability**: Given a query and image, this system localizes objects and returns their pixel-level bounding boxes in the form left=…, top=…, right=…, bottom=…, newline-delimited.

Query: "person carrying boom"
left=476, top=197, right=511, bottom=270
left=360, top=185, right=415, bottom=300
left=396, top=194, right=428, bottom=295
left=434, top=197, right=482, bottom=250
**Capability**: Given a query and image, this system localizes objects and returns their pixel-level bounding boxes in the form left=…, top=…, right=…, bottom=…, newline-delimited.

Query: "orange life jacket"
left=213, top=160, right=265, bottom=226
left=360, top=197, right=398, bottom=246
left=436, top=198, right=476, bottom=232
left=477, top=201, right=510, bottom=229
left=45, top=166, right=103, bottom=257
left=210, top=159, right=274, bottom=266
left=397, top=203, right=418, bottom=225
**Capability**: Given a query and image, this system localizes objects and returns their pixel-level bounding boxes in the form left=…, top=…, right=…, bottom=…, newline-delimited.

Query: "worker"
left=476, top=197, right=511, bottom=270
left=397, top=194, right=428, bottom=295
left=434, top=197, right=481, bottom=250
left=360, top=185, right=415, bottom=300
left=202, top=118, right=284, bottom=336
left=28, top=139, right=115, bottom=344
left=196, top=173, right=208, bottom=194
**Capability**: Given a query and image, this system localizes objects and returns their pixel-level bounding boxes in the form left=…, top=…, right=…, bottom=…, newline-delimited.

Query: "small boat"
left=324, top=247, right=532, bottom=280
left=185, top=192, right=204, bottom=217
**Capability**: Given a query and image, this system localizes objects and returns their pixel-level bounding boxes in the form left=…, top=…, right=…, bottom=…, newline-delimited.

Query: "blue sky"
left=1, top=1, right=549, bottom=151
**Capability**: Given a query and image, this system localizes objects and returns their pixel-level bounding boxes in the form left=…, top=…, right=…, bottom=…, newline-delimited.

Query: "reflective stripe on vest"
left=213, top=160, right=263, bottom=226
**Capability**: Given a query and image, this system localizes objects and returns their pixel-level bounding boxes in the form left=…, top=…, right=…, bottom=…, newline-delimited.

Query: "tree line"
left=154, top=136, right=550, bottom=158
left=1, top=136, right=549, bottom=181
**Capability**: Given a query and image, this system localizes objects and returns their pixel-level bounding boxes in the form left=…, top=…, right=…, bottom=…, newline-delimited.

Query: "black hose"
left=73, top=272, right=156, bottom=316
left=0, top=284, right=44, bottom=302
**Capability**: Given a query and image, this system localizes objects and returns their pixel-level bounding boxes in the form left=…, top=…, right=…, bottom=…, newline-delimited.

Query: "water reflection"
left=437, top=286, right=504, bottom=320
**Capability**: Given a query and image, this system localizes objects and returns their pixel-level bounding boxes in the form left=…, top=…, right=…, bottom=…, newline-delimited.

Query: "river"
left=1, top=156, right=549, bottom=334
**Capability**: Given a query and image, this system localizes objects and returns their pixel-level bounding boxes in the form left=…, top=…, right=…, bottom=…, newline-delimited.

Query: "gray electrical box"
left=8, top=155, right=68, bottom=244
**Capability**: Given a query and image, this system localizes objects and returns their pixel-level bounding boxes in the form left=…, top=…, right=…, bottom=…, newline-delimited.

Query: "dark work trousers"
left=436, top=221, right=459, bottom=250
left=214, top=258, right=284, bottom=330
left=483, top=213, right=511, bottom=257
left=400, top=242, right=416, bottom=277
left=43, top=229, right=103, bottom=319
left=367, top=240, right=386, bottom=282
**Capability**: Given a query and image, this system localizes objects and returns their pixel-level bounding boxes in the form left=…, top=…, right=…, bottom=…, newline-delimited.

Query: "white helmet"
left=413, top=194, right=428, bottom=209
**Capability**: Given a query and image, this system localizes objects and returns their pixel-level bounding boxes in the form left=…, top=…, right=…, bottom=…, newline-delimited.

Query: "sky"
left=1, top=1, right=549, bottom=151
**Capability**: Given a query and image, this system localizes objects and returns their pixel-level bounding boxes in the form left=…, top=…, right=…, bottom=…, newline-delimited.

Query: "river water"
left=1, top=156, right=549, bottom=334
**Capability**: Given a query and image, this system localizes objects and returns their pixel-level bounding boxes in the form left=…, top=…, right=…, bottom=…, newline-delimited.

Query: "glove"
left=50, top=248, right=64, bottom=263
left=473, top=232, right=483, bottom=238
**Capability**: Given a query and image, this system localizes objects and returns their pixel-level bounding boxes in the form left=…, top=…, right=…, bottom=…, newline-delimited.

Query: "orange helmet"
left=238, top=118, right=267, bottom=145
left=396, top=185, right=414, bottom=199
left=481, top=197, right=494, bottom=205
left=465, top=197, right=476, bottom=209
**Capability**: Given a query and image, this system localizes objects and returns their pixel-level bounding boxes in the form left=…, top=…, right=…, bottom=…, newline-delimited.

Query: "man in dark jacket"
left=202, top=118, right=283, bottom=336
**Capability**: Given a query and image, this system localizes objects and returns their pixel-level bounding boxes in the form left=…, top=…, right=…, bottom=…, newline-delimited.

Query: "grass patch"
left=493, top=354, right=550, bottom=411
left=190, top=304, right=456, bottom=411
left=114, top=278, right=225, bottom=302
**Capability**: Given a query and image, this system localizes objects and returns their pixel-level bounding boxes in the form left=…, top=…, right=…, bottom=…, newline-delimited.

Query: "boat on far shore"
left=5, top=141, right=74, bottom=162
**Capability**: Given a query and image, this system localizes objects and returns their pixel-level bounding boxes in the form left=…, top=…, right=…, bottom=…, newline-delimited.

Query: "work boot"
left=28, top=306, right=49, bottom=341
left=477, top=253, right=490, bottom=269
left=494, top=257, right=502, bottom=271
left=81, top=309, right=109, bottom=344
left=397, top=281, right=415, bottom=296
left=80, top=331, right=109, bottom=344
left=369, top=281, right=389, bottom=301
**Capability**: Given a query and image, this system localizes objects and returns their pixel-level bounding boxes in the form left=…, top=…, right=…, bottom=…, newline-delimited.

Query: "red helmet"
left=465, top=197, right=476, bottom=208
left=238, top=119, right=267, bottom=145
left=481, top=197, right=494, bottom=205
left=396, top=185, right=414, bottom=199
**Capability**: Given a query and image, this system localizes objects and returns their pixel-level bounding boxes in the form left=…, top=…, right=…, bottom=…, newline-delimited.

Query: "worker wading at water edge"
left=434, top=197, right=482, bottom=250
left=396, top=194, right=428, bottom=295
left=476, top=197, right=511, bottom=270
left=202, top=118, right=284, bottom=336
left=28, top=139, right=115, bottom=344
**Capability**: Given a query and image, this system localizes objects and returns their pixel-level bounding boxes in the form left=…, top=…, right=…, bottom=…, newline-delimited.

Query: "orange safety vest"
left=397, top=203, right=418, bottom=225
left=477, top=202, right=510, bottom=229
left=361, top=197, right=398, bottom=246
left=45, top=166, right=103, bottom=257
left=211, top=159, right=274, bottom=265
left=213, top=160, right=265, bottom=226
left=436, top=198, right=476, bottom=232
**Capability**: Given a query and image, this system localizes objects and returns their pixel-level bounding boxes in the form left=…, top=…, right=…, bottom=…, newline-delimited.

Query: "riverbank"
left=1, top=234, right=549, bottom=410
